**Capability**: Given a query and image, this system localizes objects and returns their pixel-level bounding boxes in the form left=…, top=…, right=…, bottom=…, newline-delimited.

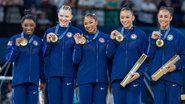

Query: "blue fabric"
left=72, top=31, right=110, bottom=85
left=106, top=26, right=148, bottom=83
left=78, top=82, right=108, bottom=104
left=42, top=24, right=82, bottom=79
left=148, top=27, right=185, bottom=85
left=47, top=77, right=75, bottom=104
left=6, top=33, right=43, bottom=86
left=152, top=80, right=181, bottom=104
left=13, top=83, right=38, bottom=104
left=112, top=80, right=142, bottom=104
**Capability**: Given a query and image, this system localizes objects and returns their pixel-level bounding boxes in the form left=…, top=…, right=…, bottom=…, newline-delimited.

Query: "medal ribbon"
left=55, top=24, right=70, bottom=40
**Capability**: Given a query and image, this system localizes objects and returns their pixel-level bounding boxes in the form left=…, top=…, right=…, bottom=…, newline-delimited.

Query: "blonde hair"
left=58, top=5, right=72, bottom=14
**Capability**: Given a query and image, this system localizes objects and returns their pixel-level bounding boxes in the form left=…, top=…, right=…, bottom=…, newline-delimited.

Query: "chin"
left=86, top=29, right=92, bottom=33
left=161, top=25, right=168, bottom=28
left=123, top=24, right=128, bottom=27
left=61, top=24, right=68, bottom=27
left=124, top=26, right=129, bottom=29
left=25, top=31, right=33, bottom=35
left=88, top=31, right=92, bottom=33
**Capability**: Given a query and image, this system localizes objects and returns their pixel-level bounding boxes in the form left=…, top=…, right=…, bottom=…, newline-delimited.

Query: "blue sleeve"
left=42, top=32, right=52, bottom=57
left=72, top=44, right=82, bottom=64
left=40, top=57, right=46, bottom=83
left=106, top=38, right=118, bottom=59
left=175, top=33, right=185, bottom=70
left=147, top=34, right=157, bottom=60
left=138, top=33, right=148, bottom=76
left=138, top=61, right=147, bottom=76
left=141, top=33, right=148, bottom=54
left=5, top=37, right=20, bottom=62
left=39, top=42, right=46, bottom=83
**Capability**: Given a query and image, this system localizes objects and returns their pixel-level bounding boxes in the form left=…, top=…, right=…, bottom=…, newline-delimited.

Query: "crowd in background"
left=0, top=0, right=185, bottom=38
left=0, top=0, right=185, bottom=28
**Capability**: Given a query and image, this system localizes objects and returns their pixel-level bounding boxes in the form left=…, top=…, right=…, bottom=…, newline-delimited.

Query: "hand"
left=108, top=83, right=112, bottom=93
left=167, top=65, right=176, bottom=72
left=15, top=38, right=22, bottom=46
left=129, top=72, right=140, bottom=83
left=74, top=33, right=82, bottom=44
left=40, top=83, right=46, bottom=92
left=75, top=87, right=79, bottom=100
left=110, top=30, right=119, bottom=40
left=151, top=31, right=161, bottom=39
left=46, top=33, right=55, bottom=43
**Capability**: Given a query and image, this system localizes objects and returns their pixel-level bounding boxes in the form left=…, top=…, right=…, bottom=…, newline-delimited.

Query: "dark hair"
left=21, top=9, right=36, bottom=24
left=158, top=6, right=174, bottom=16
left=84, top=13, right=98, bottom=21
left=120, top=7, right=134, bottom=15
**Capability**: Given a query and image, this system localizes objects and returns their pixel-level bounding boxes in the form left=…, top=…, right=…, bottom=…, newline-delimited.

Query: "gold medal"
left=156, top=39, right=164, bottom=47
left=79, top=36, right=86, bottom=44
left=48, top=33, right=58, bottom=43
left=116, top=33, right=124, bottom=42
left=20, top=38, right=28, bottom=46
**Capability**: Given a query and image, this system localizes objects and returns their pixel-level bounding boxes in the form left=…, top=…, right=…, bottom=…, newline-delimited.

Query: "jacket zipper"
left=96, top=39, right=99, bottom=82
left=29, top=44, right=31, bottom=81
left=125, top=38, right=128, bottom=73
left=61, top=38, right=64, bottom=75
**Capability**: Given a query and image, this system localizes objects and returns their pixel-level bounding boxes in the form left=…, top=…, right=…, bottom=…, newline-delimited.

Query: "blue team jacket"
left=106, top=26, right=148, bottom=83
left=72, top=31, right=110, bottom=85
left=6, top=33, right=43, bottom=86
left=42, top=24, right=82, bottom=79
left=148, top=27, right=185, bottom=85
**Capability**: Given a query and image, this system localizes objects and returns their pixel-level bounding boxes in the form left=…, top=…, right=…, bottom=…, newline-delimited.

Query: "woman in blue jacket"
left=148, top=6, right=185, bottom=104
left=106, top=7, right=148, bottom=104
left=42, top=5, right=82, bottom=104
left=73, top=13, right=110, bottom=104
left=5, top=10, right=43, bottom=104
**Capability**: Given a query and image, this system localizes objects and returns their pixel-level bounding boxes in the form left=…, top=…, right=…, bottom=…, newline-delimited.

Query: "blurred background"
left=0, top=0, right=185, bottom=104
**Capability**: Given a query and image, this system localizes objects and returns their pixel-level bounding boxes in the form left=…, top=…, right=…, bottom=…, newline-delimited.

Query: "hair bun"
left=85, top=13, right=98, bottom=21
left=24, top=9, right=32, bottom=15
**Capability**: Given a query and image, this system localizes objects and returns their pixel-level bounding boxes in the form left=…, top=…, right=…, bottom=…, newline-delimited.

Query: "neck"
left=59, top=23, right=69, bottom=27
left=124, top=24, right=133, bottom=30
left=160, top=25, right=170, bottom=30
left=23, top=32, right=32, bottom=36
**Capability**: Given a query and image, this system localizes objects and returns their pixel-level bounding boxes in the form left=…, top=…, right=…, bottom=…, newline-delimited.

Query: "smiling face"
left=83, top=16, right=97, bottom=34
left=58, top=9, right=72, bottom=27
left=120, top=10, right=135, bottom=29
left=21, top=19, right=36, bottom=35
left=157, top=9, right=172, bottom=30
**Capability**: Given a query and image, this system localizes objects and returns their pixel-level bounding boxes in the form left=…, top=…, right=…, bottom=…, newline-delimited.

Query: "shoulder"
left=44, top=25, right=57, bottom=38
left=133, top=27, right=148, bottom=41
left=97, top=31, right=110, bottom=43
left=70, top=26, right=82, bottom=33
left=134, top=27, right=146, bottom=35
left=32, top=35, right=43, bottom=46
left=99, top=31, right=109, bottom=39
left=33, top=35, right=42, bottom=41
left=7, top=34, right=20, bottom=46
left=116, top=27, right=123, bottom=32
left=45, top=25, right=57, bottom=33
left=134, top=27, right=147, bottom=38
left=9, top=34, right=21, bottom=40
left=171, top=27, right=182, bottom=34
left=171, top=27, right=184, bottom=38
